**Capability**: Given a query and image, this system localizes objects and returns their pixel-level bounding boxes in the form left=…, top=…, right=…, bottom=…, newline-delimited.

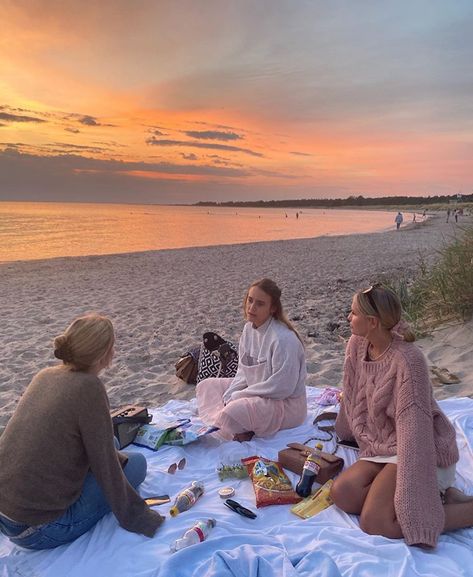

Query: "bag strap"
left=312, top=411, right=338, bottom=431
left=286, top=442, right=341, bottom=461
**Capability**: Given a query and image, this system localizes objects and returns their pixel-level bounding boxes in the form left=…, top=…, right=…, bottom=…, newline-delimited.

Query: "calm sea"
left=0, top=202, right=396, bottom=263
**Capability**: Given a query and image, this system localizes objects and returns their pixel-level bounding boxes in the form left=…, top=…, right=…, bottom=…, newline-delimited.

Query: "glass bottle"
left=295, top=443, right=323, bottom=498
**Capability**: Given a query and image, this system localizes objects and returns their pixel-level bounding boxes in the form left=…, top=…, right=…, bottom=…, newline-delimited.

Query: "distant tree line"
left=195, top=193, right=472, bottom=209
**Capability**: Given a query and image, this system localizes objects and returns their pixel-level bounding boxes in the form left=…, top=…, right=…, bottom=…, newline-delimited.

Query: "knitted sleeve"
left=394, top=348, right=445, bottom=548
left=78, top=378, right=164, bottom=537
left=335, top=337, right=357, bottom=441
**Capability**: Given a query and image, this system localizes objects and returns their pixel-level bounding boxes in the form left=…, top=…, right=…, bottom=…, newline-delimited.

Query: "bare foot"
left=444, top=487, right=473, bottom=505
left=233, top=431, right=255, bottom=443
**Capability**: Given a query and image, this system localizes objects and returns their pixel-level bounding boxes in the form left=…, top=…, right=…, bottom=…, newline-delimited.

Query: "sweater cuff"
left=404, top=526, right=440, bottom=548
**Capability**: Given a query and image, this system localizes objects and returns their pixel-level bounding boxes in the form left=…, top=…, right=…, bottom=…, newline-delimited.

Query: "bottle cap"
left=218, top=487, right=235, bottom=499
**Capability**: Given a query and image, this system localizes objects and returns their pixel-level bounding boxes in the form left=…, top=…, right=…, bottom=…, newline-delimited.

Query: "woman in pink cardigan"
left=330, top=284, right=473, bottom=549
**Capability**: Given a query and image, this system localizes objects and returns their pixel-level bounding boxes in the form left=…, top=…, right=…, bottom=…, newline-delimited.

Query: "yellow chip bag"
left=242, top=456, right=301, bottom=508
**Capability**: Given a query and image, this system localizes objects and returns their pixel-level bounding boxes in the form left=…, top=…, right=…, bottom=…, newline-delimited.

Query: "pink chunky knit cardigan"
left=335, top=334, right=459, bottom=548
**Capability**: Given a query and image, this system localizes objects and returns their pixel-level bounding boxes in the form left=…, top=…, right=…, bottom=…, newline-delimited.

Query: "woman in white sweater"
left=196, top=278, right=307, bottom=442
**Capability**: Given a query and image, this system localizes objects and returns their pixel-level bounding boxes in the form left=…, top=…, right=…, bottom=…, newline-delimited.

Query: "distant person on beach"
left=394, top=212, right=403, bottom=230
left=196, top=278, right=307, bottom=442
left=454, top=209, right=459, bottom=223
left=0, top=314, right=164, bottom=550
left=446, top=208, right=451, bottom=222
left=330, top=284, right=473, bottom=549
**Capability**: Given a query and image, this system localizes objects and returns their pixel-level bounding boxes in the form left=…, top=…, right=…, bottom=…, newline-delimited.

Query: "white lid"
left=218, top=487, right=235, bottom=499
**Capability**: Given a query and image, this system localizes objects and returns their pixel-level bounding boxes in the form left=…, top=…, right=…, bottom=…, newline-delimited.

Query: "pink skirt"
left=196, top=377, right=307, bottom=440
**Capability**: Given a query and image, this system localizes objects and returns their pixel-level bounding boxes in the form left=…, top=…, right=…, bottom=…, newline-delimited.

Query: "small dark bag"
left=110, top=405, right=152, bottom=449
left=175, top=346, right=200, bottom=384
left=278, top=443, right=344, bottom=485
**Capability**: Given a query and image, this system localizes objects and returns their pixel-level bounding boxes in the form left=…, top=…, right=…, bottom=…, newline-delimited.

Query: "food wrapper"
left=291, top=479, right=334, bottom=519
left=242, top=456, right=301, bottom=508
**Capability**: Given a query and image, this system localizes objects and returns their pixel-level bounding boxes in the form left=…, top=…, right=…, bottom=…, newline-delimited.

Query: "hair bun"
left=391, top=319, right=416, bottom=342
left=53, top=335, right=73, bottom=362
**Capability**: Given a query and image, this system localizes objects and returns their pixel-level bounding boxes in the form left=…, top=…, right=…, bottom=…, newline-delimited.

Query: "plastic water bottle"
left=170, top=518, right=216, bottom=553
left=169, top=481, right=204, bottom=517
left=296, top=443, right=323, bottom=498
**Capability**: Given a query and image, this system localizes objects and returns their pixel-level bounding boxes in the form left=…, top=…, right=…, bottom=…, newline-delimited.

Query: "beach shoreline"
left=1, top=214, right=471, bottom=433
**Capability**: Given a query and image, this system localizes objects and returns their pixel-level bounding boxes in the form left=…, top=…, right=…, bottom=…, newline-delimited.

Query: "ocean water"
left=0, top=202, right=396, bottom=263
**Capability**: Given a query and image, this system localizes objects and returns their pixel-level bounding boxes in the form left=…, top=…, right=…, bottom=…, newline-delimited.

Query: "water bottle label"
left=192, top=526, right=205, bottom=542
left=182, top=490, right=195, bottom=504
left=303, top=460, right=320, bottom=475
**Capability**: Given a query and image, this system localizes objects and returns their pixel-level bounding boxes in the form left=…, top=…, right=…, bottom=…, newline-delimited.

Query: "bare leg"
left=444, top=487, right=473, bottom=505
left=334, top=460, right=473, bottom=543
left=358, top=463, right=402, bottom=539
left=443, top=488, right=473, bottom=532
left=330, top=460, right=384, bottom=514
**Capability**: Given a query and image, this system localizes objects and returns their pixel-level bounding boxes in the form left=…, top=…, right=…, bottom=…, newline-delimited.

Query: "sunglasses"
left=362, top=283, right=382, bottom=315
left=167, top=458, right=186, bottom=474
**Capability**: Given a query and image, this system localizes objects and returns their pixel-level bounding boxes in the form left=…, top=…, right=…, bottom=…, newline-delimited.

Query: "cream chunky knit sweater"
left=336, top=334, right=459, bottom=548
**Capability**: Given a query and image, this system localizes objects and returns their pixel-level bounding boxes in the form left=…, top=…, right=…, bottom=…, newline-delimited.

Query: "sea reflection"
left=0, top=202, right=397, bottom=263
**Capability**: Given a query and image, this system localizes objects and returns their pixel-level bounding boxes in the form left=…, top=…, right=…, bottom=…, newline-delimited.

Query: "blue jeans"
left=0, top=449, right=147, bottom=550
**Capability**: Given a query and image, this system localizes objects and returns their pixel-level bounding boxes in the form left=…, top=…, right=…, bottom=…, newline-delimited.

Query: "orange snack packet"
left=242, top=456, right=301, bottom=508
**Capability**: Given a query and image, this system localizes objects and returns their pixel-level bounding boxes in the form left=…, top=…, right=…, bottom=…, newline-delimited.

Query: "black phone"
left=145, top=495, right=170, bottom=506
left=337, top=438, right=359, bottom=451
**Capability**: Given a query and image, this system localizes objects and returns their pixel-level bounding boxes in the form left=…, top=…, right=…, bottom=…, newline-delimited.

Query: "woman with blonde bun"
left=0, top=314, right=164, bottom=550
left=330, top=284, right=473, bottom=549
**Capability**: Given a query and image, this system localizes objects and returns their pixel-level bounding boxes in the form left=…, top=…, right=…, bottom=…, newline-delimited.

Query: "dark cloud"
left=0, top=112, right=46, bottom=123
left=79, top=115, right=99, bottom=126
left=291, top=151, right=312, bottom=157
left=184, top=130, right=242, bottom=141
left=0, top=148, right=250, bottom=180
left=209, top=155, right=243, bottom=168
left=48, top=142, right=108, bottom=153
left=146, top=137, right=263, bottom=158
left=0, top=142, right=25, bottom=147
left=194, top=121, right=241, bottom=131
left=181, top=153, right=197, bottom=160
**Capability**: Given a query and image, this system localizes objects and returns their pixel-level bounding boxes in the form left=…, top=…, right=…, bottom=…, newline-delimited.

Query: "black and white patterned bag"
left=196, top=332, right=239, bottom=384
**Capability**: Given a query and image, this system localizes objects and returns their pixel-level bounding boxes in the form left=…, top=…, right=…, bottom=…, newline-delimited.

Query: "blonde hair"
left=243, top=278, right=303, bottom=344
left=54, top=314, right=114, bottom=371
left=355, top=285, right=416, bottom=342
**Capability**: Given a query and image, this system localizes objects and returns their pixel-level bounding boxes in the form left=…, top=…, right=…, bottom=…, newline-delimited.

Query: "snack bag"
left=291, top=479, right=334, bottom=519
left=242, top=456, right=301, bottom=508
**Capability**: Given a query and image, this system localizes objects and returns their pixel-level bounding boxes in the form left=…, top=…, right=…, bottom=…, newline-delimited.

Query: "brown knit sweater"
left=0, top=365, right=164, bottom=538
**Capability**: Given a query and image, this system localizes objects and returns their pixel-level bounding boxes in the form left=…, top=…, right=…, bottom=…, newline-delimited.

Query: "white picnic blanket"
left=1, top=389, right=473, bottom=577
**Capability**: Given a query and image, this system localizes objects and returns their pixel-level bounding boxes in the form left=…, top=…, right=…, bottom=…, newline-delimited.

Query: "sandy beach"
left=1, top=214, right=472, bottom=434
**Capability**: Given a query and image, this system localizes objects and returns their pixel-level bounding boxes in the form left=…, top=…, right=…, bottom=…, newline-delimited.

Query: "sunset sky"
left=1, top=0, right=472, bottom=204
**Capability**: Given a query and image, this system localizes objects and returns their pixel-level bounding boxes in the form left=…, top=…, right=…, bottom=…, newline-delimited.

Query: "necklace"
left=368, top=339, right=392, bottom=361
